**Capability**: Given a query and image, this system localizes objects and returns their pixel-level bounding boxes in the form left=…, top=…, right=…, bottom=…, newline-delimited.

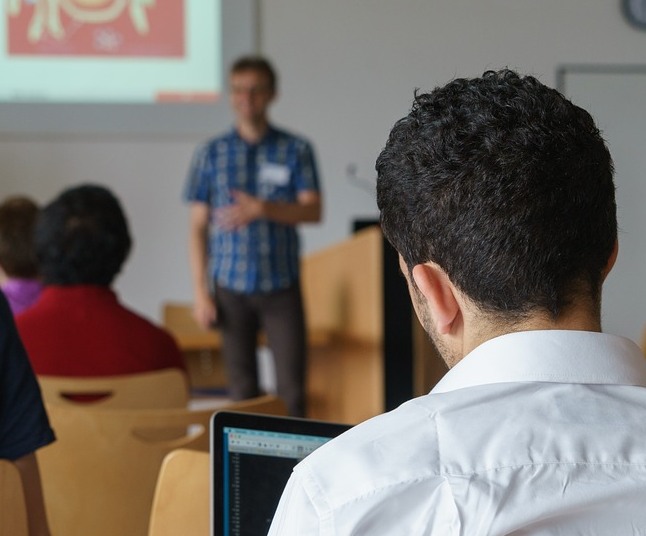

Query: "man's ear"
left=603, top=238, right=619, bottom=281
left=411, top=263, right=460, bottom=335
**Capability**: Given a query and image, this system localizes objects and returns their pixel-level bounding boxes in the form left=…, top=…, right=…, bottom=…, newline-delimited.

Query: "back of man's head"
left=0, top=196, right=40, bottom=279
left=35, top=184, right=132, bottom=286
left=376, top=69, right=617, bottom=322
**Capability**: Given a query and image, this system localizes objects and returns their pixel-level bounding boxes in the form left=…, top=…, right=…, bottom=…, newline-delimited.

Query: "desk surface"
left=170, top=327, right=335, bottom=352
left=187, top=396, right=231, bottom=411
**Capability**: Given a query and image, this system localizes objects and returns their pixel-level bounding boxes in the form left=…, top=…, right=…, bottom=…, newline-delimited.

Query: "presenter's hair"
left=35, top=184, right=132, bottom=286
left=0, top=196, right=40, bottom=278
left=376, top=69, right=616, bottom=319
left=230, top=55, right=277, bottom=93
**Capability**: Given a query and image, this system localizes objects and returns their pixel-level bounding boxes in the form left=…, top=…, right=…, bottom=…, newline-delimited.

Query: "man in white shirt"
left=268, top=69, right=646, bottom=535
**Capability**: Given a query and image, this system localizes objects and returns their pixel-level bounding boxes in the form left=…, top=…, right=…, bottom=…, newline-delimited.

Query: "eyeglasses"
left=230, top=85, right=272, bottom=96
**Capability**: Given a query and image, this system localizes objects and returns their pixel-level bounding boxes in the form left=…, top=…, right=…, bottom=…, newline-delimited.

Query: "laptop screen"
left=211, top=411, right=351, bottom=536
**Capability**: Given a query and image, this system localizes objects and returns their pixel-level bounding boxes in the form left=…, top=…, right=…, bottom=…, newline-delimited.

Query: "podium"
left=301, top=224, right=446, bottom=424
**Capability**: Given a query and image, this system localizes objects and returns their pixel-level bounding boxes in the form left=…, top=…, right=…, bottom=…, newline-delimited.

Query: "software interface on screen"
left=0, top=0, right=222, bottom=104
left=222, top=426, right=332, bottom=536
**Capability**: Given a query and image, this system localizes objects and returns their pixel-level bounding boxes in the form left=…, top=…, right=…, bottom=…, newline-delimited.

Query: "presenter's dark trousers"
left=214, top=283, right=306, bottom=417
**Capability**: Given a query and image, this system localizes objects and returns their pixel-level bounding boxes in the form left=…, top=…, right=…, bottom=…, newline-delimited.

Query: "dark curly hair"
left=376, top=69, right=616, bottom=320
left=35, top=184, right=132, bottom=286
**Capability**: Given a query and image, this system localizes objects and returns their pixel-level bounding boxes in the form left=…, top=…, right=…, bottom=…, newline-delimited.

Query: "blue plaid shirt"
left=184, top=126, right=320, bottom=294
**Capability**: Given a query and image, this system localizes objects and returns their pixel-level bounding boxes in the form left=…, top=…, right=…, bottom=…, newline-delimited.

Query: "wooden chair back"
left=38, top=395, right=287, bottom=536
left=147, top=449, right=209, bottom=536
left=162, top=302, right=221, bottom=351
left=38, top=369, right=189, bottom=409
left=0, top=459, right=29, bottom=536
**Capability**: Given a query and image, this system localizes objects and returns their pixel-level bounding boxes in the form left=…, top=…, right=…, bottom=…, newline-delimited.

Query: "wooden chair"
left=37, top=368, right=190, bottom=409
left=147, top=449, right=209, bottom=536
left=162, top=302, right=221, bottom=352
left=162, top=302, right=229, bottom=391
left=38, top=395, right=287, bottom=536
left=0, top=459, right=29, bottom=536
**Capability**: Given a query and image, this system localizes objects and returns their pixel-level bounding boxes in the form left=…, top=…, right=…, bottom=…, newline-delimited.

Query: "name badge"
left=259, top=163, right=290, bottom=186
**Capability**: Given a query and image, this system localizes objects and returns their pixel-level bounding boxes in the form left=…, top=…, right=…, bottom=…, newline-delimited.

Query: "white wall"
left=563, top=70, right=646, bottom=343
left=0, top=137, right=199, bottom=317
left=1, top=0, right=645, bottom=333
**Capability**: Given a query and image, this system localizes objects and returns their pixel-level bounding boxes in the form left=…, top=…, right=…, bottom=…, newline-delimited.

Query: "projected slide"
left=0, top=0, right=222, bottom=103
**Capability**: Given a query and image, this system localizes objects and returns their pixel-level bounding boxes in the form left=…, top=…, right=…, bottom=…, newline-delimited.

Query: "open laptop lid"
left=211, top=411, right=352, bottom=536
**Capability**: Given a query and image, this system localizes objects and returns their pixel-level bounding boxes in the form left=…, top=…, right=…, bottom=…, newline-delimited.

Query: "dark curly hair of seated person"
left=376, top=69, right=616, bottom=322
left=35, top=184, right=132, bottom=286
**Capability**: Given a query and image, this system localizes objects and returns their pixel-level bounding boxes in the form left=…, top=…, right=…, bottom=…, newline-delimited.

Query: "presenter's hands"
left=213, top=190, right=263, bottom=230
left=194, top=291, right=217, bottom=330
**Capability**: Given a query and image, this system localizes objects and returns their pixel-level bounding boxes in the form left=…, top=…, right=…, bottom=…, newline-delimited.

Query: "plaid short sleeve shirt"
left=184, top=126, right=320, bottom=294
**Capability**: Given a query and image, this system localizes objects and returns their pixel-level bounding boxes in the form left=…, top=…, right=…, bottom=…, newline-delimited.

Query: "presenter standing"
left=184, top=56, right=321, bottom=417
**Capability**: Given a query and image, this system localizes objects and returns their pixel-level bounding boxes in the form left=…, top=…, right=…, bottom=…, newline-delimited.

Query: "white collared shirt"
left=268, top=331, right=646, bottom=535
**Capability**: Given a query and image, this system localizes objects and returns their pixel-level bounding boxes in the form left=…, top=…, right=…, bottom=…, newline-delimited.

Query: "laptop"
left=211, top=410, right=352, bottom=536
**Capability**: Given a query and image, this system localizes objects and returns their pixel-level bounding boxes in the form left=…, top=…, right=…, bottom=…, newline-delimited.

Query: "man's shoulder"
left=110, top=299, right=174, bottom=339
left=186, top=132, right=237, bottom=178
left=101, top=298, right=183, bottom=362
left=269, top=126, right=314, bottom=150
left=197, top=130, right=237, bottom=151
left=296, top=397, right=443, bottom=505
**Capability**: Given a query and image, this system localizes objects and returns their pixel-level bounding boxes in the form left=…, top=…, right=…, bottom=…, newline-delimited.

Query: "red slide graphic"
left=6, top=0, right=184, bottom=57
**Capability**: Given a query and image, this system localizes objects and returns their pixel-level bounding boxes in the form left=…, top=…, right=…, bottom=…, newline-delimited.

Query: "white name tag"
left=259, top=163, right=290, bottom=186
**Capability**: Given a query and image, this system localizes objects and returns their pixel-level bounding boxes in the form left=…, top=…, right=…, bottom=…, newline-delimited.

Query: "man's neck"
left=236, top=119, right=269, bottom=144
left=463, top=301, right=602, bottom=358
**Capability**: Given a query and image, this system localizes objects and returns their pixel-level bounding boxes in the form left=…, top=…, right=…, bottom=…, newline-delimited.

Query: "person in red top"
left=16, top=184, right=186, bottom=376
